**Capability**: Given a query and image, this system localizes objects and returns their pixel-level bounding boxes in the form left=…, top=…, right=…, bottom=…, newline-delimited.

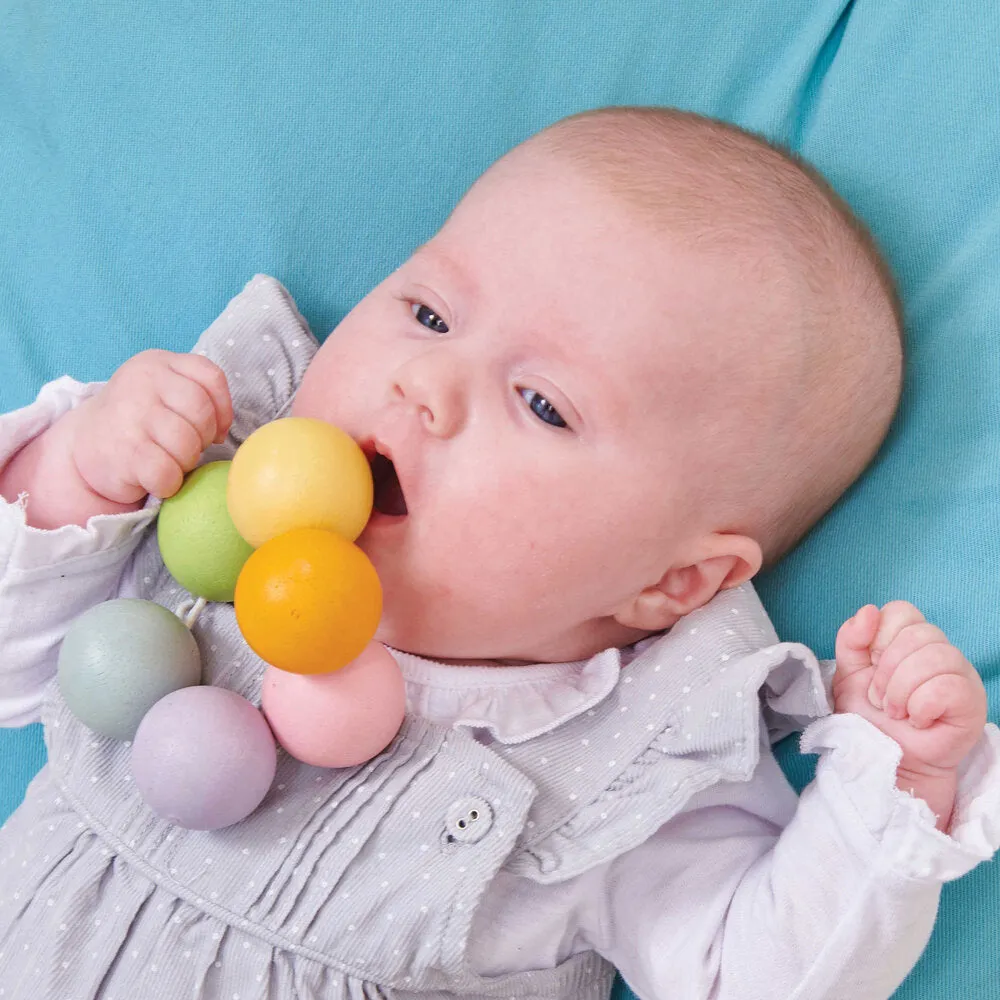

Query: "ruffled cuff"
left=0, top=376, right=159, bottom=726
left=802, top=713, right=1000, bottom=882
left=0, top=378, right=159, bottom=726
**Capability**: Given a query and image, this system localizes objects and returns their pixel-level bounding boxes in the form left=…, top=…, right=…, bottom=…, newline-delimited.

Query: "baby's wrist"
left=1, top=409, right=143, bottom=529
left=896, top=762, right=957, bottom=834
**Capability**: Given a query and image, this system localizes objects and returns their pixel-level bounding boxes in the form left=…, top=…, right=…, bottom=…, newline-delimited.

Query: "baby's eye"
left=411, top=303, right=449, bottom=334
left=519, top=388, right=567, bottom=429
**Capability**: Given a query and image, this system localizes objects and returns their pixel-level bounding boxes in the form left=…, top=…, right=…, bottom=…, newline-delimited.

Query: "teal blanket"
left=1, top=3, right=998, bottom=996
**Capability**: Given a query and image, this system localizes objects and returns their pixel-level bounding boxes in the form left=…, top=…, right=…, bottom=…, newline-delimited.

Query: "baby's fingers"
left=906, top=672, right=987, bottom=733
left=155, top=370, right=220, bottom=449
left=881, top=642, right=967, bottom=721
left=133, top=439, right=186, bottom=500
left=166, top=354, right=233, bottom=445
left=870, top=601, right=927, bottom=664
left=143, top=407, right=206, bottom=476
left=834, top=605, right=880, bottom=682
left=867, top=620, right=950, bottom=712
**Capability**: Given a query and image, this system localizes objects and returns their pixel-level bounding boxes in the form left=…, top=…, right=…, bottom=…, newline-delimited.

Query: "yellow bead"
left=234, top=528, right=382, bottom=675
left=227, top=417, right=373, bottom=548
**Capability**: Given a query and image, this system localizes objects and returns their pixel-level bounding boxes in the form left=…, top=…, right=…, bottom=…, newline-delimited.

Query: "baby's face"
left=293, top=152, right=745, bottom=662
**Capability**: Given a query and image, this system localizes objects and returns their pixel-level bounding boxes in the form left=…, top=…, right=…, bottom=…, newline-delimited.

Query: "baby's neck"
left=430, top=654, right=545, bottom=668
left=405, top=620, right=666, bottom=669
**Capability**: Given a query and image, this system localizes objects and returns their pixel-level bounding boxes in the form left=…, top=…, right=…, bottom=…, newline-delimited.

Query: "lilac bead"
left=131, top=687, right=276, bottom=830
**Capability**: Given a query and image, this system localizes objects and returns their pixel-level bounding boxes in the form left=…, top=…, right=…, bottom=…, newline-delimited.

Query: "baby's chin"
left=375, top=621, right=476, bottom=662
left=370, top=568, right=641, bottom=664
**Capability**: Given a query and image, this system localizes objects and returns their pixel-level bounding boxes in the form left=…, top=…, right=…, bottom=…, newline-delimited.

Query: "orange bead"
left=234, top=528, right=382, bottom=675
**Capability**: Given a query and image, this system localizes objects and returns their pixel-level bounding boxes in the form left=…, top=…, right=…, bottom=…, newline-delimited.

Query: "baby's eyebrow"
left=411, top=244, right=480, bottom=305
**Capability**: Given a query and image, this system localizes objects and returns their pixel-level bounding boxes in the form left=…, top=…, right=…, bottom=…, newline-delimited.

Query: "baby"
left=0, top=107, right=998, bottom=1000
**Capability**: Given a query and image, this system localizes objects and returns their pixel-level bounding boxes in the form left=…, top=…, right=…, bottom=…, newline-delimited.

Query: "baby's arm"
left=0, top=350, right=232, bottom=528
left=568, top=611, right=995, bottom=999
left=577, top=720, right=1000, bottom=1000
left=0, top=353, right=231, bottom=724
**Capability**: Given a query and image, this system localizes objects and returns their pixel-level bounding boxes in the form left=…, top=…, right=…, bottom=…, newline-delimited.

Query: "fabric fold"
left=802, top=713, right=1000, bottom=882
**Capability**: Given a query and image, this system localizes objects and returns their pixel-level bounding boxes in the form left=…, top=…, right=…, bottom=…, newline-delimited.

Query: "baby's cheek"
left=292, top=351, right=361, bottom=425
left=414, top=513, right=519, bottom=601
left=290, top=356, right=331, bottom=416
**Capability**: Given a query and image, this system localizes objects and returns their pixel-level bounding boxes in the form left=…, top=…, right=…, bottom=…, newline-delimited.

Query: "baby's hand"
left=73, top=350, right=233, bottom=504
left=833, top=602, right=988, bottom=829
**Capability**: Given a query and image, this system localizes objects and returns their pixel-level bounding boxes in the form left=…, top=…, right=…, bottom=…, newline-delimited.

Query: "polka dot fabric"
left=0, top=282, right=833, bottom=998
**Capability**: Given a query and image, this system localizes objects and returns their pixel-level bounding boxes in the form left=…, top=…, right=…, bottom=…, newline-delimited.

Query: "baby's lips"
left=358, top=428, right=418, bottom=517
left=369, top=452, right=408, bottom=517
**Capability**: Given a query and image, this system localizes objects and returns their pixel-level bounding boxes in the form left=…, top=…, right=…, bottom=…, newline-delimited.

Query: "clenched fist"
left=72, top=350, right=234, bottom=503
left=833, top=601, right=988, bottom=830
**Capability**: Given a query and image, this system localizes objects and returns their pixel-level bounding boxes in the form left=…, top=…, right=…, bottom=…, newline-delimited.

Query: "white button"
left=445, top=797, right=493, bottom=844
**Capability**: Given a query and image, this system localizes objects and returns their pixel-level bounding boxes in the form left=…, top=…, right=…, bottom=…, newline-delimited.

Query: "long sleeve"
left=469, top=714, right=1000, bottom=1000
left=0, top=277, right=321, bottom=729
left=598, top=715, right=1000, bottom=999
left=0, top=377, right=157, bottom=726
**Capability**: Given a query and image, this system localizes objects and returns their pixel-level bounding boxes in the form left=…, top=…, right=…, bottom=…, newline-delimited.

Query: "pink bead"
left=261, top=642, right=406, bottom=768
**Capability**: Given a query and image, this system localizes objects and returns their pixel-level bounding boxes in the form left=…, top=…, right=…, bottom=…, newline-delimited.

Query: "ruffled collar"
left=389, top=645, right=625, bottom=744
left=388, top=582, right=833, bottom=747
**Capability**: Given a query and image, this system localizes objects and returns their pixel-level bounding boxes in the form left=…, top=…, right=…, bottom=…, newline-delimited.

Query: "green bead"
left=157, top=461, right=254, bottom=602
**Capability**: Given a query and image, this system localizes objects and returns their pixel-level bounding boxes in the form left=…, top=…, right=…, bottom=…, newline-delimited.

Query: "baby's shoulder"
left=499, top=590, right=828, bottom=883
left=191, top=275, right=320, bottom=445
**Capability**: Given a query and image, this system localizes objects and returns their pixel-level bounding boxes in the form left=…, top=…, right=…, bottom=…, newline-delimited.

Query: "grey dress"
left=0, top=277, right=830, bottom=999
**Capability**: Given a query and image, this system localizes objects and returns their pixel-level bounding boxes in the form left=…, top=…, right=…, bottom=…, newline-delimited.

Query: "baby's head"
left=293, top=107, right=903, bottom=664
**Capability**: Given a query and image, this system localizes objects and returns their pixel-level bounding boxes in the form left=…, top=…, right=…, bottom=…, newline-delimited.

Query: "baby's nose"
left=390, top=351, right=466, bottom=438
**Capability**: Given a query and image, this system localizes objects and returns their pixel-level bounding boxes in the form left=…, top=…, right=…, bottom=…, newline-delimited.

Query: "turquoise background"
left=2, top=1, right=999, bottom=995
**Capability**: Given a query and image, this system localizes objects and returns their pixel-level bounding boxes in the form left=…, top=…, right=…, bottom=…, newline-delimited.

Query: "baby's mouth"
left=370, top=452, right=408, bottom=517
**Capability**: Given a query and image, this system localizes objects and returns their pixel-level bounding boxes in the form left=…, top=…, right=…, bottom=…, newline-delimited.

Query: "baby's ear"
left=612, top=534, right=762, bottom=632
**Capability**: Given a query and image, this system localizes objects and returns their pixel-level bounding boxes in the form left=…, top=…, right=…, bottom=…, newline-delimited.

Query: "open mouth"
left=370, top=452, right=408, bottom=517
